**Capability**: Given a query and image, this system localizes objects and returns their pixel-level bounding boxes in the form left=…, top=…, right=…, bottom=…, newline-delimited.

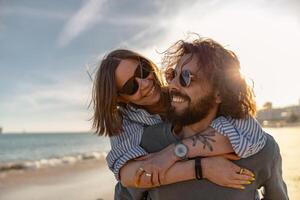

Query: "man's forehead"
left=175, top=53, right=199, bottom=72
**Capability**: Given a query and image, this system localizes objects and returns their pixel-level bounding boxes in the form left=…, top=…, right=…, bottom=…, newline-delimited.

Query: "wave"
left=0, top=151, right=107, bottom=173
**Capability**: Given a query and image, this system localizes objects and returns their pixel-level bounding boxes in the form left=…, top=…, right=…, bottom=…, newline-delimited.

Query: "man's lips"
left=170, top=91, right=189, bottom=103
left=172, top=96, right=186, bottom=103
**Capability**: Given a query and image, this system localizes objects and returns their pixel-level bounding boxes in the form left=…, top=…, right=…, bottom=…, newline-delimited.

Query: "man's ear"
left=215, top=91, right=222, bottom=104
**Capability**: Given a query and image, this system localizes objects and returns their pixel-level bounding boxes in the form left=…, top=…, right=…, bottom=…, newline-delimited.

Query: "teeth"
left=172, top=96, right=185, bottom=103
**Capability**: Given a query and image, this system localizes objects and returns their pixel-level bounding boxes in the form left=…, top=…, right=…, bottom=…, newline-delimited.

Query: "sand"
left=0, top=127, right=299, bottom=200
left=0, top=159, right=116, bottom=200
left=265, top=127, right=300, bottom=200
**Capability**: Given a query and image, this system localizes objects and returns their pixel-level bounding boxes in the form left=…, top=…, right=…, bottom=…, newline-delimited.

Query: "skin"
left=115, top=57, right=255, bottom=189
left=169, top=53, right=221, bottom=136
left=115, top=59, right=161, bottom=108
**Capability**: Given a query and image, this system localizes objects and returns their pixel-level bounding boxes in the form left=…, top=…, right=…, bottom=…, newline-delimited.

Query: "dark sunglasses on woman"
left=165, top=68, right=196, bottom=87
left=118, top=60, right=153, bottom=95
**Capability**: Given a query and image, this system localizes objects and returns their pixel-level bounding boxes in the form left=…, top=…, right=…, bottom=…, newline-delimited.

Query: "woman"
left=91, top=49, right=266, bottom=193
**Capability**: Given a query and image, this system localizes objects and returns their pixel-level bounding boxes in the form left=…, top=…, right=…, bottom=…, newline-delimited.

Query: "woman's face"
left=115, top=58, right=161, bottom=106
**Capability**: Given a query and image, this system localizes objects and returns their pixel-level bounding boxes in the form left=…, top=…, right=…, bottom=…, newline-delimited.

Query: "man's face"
left=167, top=54, right=220, bottom=126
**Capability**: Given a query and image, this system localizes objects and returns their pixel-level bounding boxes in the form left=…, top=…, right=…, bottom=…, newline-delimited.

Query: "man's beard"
left=167, top=90, right=216, bottom=126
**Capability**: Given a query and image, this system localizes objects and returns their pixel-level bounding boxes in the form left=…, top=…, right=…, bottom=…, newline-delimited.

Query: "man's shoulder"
left=258, top=133, right=279, bottom=157
left=140, top=122, right=176, bottom=153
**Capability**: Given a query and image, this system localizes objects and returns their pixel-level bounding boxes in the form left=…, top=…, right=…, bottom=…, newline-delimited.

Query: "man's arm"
left=141, top=123, right=234, bottom=159
left=262, top=142, right=289, bottom=200
left=120, top=123, right=253, bottom=188
left=120, top=156, right=253, bottom=189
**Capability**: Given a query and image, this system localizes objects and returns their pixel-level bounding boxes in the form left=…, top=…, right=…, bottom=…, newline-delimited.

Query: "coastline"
left=0, top=127, right=299, bottom=200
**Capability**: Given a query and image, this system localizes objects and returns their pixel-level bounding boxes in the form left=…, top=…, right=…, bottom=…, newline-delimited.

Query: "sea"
left=0, top=133, right=111, bottom=172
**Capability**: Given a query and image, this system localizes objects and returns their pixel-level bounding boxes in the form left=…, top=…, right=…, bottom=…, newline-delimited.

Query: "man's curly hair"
left=162, top=37, right=256, bottom=118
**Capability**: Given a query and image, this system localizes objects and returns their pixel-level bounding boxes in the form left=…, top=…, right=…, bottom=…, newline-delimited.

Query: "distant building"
left=257, top=105, right=300, bottom=126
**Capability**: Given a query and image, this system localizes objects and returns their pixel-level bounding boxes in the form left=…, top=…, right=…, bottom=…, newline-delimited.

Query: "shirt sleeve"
left=262, top=142, right=289, bottom=200
left=106, top=118, right=148, bottom=180
left=210, top=116, right=267, bottom=158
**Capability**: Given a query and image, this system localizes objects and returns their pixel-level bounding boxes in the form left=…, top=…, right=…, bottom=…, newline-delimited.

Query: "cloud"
left=0, top=68, right=92, bottom=132
left=57, top=0, right=107, bottom=47
left=0, top=5, right=70, bottom=20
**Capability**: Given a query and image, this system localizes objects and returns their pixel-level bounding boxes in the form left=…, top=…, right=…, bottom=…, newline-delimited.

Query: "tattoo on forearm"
left=190, top=128, right=216, bottom=151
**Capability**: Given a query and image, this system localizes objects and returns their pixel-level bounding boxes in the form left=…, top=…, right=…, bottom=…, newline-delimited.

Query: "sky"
left=1, top=0, right=300, bottom=132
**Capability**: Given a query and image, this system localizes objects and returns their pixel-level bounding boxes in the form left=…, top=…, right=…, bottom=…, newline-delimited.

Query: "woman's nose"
left=136, top=77, right=152, bottom=90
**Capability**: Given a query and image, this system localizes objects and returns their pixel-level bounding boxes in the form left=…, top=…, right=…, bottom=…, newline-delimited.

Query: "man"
left=134, top=38, right=288, bottom=199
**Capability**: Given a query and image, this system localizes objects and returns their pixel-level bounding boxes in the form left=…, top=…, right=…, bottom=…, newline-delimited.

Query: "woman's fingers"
left=151, top=170, right=161, bottom=187
left=233, top=173, right=254, bottom=180
left=231, top=164, right=255, bottom=178
left=230, top=179, right=253, bottom=186
left=134, top=167, right=145, bottom=187
left=239, top=168, right=255, bottom=177
left=225, top=184, right=246, bottom=190
left=140, top=172, right=153, bottom=188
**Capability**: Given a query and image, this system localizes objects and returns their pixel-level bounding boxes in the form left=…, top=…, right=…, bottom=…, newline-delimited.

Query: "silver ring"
left=145, top=173, right=152, bottom=177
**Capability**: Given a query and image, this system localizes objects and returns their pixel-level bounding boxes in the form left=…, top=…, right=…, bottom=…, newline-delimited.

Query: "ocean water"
left=0, top=133, right=110, bottom=164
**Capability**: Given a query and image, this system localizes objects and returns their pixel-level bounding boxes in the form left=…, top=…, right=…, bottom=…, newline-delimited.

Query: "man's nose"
left=168, top=74, right=181, bottom=91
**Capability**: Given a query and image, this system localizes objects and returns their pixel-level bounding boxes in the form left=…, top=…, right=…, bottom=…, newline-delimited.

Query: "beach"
left=0, top=159, right=116, bottom=200
left=0, top=127, right=299, bottom=200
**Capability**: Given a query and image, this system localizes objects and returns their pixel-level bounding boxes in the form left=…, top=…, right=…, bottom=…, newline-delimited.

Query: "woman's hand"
left=134, top=144, right=178, bottom=188
left=201, top=156, right=255, bottom=189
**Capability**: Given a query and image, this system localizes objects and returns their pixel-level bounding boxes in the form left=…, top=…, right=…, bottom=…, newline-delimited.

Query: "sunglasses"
left=165, top=68, right=196, bottom=87
left=118, top=61, right=152, bottom=95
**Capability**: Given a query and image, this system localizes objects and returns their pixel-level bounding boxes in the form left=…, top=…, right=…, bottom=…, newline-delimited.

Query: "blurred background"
left=0, top=0, right=299, bottom=199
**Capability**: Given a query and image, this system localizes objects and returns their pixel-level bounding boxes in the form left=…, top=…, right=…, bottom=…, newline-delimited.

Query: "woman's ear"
left=215, top=91, right=222, bottom=104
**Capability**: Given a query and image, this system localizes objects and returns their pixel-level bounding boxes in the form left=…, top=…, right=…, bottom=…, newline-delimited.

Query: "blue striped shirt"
left=106, top=105, right=267, bottom=180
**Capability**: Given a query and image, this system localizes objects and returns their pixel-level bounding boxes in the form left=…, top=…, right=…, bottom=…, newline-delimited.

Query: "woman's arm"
left=120, top=156, right=254, bottom=189
left=106, top=119, right=149, bottom=180
left=119, top=127, right=241, bottom=187
left=122, top=127, right=235, bottom=186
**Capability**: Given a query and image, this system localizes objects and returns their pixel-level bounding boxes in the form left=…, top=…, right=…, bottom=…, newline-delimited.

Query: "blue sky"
left=1, top=0, right=300, bottom=132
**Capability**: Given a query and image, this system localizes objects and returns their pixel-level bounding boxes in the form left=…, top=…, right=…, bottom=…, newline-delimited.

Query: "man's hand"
left=202, top=156, right=255, bottom=189
left=134, top=144, right=178, bottom=188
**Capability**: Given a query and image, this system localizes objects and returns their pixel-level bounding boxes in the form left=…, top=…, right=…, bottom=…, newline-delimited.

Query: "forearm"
left=183, top=132, right=234, bottom=158
left=182, top=130, right=234, bottom=158
left=162, top=160, right=195, bottom=184
left=120, top=159, right=196, bottom=188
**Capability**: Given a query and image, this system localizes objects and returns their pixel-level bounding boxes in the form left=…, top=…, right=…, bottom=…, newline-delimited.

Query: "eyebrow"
left=175, top=54, right=194, bottom=71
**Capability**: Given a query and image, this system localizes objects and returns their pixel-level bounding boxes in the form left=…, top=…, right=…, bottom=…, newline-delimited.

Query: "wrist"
left=169, top=144, right=180, bottom=162
left=194, top=157, right=203, bottom=180
left=173, top=141, right=189, bottom=161
left=201, top=157, right=208, bottom=179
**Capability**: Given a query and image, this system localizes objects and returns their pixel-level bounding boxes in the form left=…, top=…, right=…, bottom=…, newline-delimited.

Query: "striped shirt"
left=106, top=104, right=267, bottom=180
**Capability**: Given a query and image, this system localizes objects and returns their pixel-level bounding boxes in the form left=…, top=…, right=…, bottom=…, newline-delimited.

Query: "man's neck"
left=181, top=107, right=218, bottom=138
